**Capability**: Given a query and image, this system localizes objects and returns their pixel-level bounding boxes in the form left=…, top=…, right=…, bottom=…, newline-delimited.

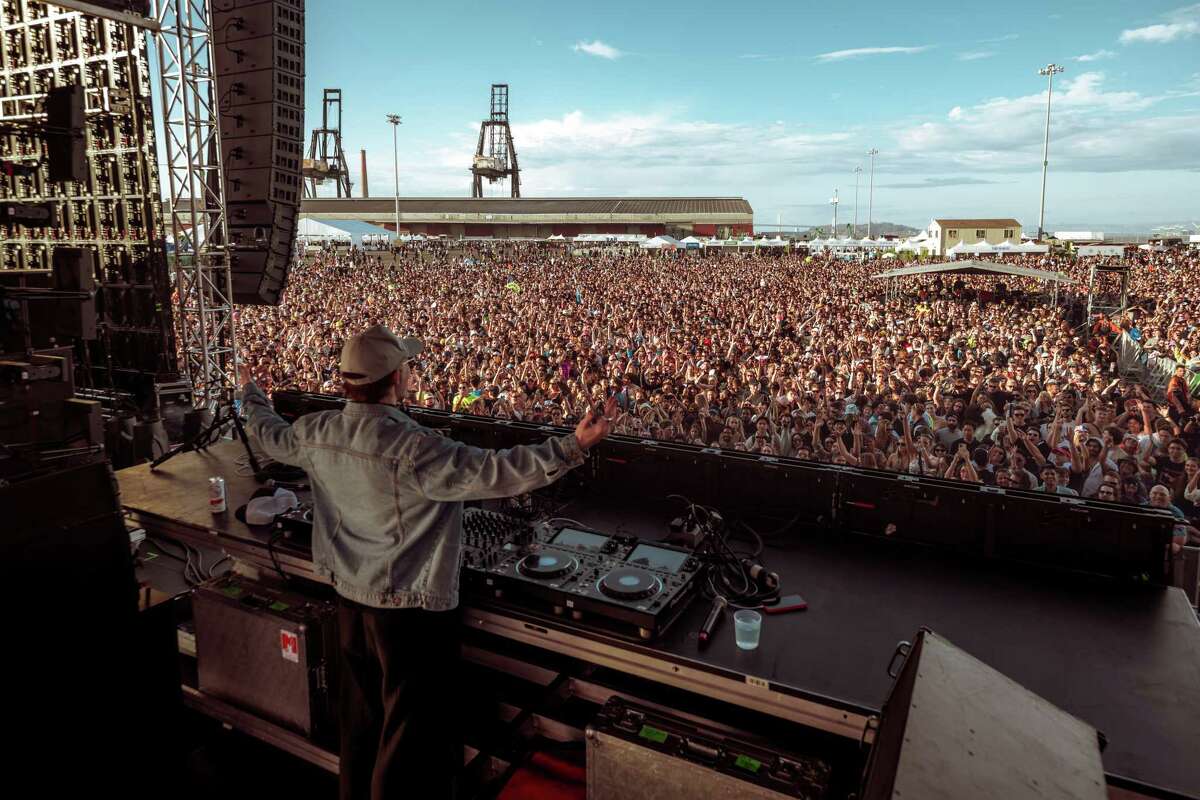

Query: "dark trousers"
left=337, top=598, right=461, bottom=800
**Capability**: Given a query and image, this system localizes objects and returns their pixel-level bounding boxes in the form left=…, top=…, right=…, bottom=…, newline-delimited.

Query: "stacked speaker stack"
left=213, top=0, right=305, bottom=305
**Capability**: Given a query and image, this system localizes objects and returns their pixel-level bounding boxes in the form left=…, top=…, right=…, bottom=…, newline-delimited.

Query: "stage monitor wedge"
left=212, top=0, right=305, bottom=306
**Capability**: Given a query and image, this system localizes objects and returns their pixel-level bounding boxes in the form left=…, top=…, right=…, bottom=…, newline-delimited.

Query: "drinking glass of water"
left=734, top=610, right=762, bottom=650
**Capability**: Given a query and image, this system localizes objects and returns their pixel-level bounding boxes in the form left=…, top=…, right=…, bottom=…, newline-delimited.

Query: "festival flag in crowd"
left=506, top=281, right=522, bottom=293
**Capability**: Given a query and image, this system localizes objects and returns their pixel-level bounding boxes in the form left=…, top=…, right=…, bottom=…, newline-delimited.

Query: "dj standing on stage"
left=238, top=324, right=615, bottom=800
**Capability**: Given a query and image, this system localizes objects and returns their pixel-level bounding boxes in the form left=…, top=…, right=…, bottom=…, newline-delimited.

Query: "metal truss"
left=1086, top=262, right=1130, bottom=321
left=153, top=0, right=235, bottom=410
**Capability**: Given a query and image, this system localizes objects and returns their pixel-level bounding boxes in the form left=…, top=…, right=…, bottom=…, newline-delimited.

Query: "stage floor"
left=118, top=441, right=1200, bottom=798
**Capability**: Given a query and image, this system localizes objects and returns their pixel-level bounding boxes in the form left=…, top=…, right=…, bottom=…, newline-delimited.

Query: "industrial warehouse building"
left=299, top=197, right=754, bottom=239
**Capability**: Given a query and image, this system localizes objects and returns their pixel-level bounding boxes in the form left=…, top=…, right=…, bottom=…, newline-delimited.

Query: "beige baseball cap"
left=339, top=325, right=423, bottom=385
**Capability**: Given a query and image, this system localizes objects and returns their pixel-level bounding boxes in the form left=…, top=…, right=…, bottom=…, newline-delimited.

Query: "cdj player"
left=461, top=509, right=702, bottom=640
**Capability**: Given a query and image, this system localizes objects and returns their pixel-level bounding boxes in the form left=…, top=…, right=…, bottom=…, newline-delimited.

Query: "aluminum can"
left=208, top=476, right=227, bottom=513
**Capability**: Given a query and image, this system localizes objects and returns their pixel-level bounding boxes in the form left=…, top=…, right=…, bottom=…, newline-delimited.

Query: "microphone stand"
left=150, top=402, right=265, bottom=479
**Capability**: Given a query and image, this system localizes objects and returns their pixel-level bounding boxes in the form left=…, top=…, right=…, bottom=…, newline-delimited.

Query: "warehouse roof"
left=301, top=196, right=753, bottom=216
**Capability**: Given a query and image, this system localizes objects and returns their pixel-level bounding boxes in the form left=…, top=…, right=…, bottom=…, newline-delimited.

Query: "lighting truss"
left=153, top=0, right=235, bottom=410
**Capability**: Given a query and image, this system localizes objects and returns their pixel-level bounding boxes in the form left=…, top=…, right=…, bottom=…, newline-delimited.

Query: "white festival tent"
left=575, top=233, right=647, bottom=242
left=298, top=216, right=398, bottom=244
left=810, top=235, right=894, bottom=253
left=640, top=235, right=682, bottom=250
left=679, top=235, right=703, bottom=249
left=297, top=216, right=351, bottom=242
left=947, top=240, right=1049, bottom=259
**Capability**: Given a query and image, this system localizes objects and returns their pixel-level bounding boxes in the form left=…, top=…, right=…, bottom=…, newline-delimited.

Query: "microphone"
left=698, top=595, right=727, bottom=648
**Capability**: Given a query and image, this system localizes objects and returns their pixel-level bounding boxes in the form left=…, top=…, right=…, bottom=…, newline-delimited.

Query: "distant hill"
left=800, top=222, right=920, bottom=238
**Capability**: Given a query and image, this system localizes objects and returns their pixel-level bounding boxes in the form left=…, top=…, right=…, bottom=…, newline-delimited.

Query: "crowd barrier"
left=271, top=391, right=1179, bottom=587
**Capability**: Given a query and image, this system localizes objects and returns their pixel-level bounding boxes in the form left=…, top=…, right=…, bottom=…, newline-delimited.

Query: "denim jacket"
left=241, top=383, right=586, bottom=610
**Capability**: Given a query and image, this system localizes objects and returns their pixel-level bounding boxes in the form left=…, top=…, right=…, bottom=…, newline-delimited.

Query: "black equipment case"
left=193, top=574, right=337, bottom=740
left=586, top=629, right=1110, bottom=800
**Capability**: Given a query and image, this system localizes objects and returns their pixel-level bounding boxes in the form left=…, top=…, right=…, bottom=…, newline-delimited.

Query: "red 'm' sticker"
left=280, top=629, right=299, bottom=663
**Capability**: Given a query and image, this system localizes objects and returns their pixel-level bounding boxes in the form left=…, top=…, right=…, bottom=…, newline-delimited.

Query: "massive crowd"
left=237, top=241, right=1200, bottom=544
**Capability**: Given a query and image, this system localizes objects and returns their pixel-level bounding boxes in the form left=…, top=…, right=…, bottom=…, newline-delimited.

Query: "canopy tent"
left=640, top=235, right=681, bottom=250
left=1076, top=244, right=1125, bottom=257
left=679, top=235, right=703, bottom=249
left=574, top=233, right=647, bottom=242
left=298, top=216, right=397, bottom=244
left=898, top=234, right=937, bottom=253
left=546, top=233, right=568, bottom=241
left=946, top=240, right=992, bottom=258
left=947, top=239, right=1049, bottom=258
left=297, top=216, right=351, bottom=242
left=872, top=260, right=1071, bottom=283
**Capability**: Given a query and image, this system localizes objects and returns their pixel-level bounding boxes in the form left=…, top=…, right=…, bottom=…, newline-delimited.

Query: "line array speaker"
left=213, top=0, right=304, bottom=306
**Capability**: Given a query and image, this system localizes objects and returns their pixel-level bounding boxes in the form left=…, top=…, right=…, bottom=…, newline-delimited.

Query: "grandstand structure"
left=299, top=196, right=754, bottom=239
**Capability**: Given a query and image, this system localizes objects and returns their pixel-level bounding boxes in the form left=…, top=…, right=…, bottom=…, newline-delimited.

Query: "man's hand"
left=575, top=395, right=617, bottom=451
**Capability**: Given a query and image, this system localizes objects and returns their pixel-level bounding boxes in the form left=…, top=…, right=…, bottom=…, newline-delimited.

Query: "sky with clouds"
left=302, top=0, right=1200, bottom=230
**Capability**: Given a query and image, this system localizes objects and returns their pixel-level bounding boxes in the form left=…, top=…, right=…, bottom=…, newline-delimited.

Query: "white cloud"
left=891, top=72, right=1200, bottom=173
left=957, top=51, right=995, bottom=61
left=1073, top=49, right=1116, bottom=61
left=573, top=40, right=622, bottom=59
left=1120, top=4, right=1200, bottom=43
left=814, top=45, right=929, bottom=62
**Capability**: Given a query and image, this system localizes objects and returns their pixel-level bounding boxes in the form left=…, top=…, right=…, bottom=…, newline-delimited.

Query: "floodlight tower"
left=470, top=84, right=521, bottom=198
left=866, top=148, right=879, bottom=238
left=1036, top=63, right=1065, bottom=240
left=387, top=114, right=402, bottom=233
left=830, top=189, right=840, bottom=237
left=853, top=165, right=863, bottom=235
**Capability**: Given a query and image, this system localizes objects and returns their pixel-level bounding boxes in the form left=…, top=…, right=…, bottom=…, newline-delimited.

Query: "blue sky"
left=299, top=0, right=1200, bottom=230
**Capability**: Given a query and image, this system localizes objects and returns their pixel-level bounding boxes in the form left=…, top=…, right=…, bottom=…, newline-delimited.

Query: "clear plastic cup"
left=734, top=610, right=762, bottom=650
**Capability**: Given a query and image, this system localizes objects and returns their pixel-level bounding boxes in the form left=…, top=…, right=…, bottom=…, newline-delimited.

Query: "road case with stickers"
left=193, top=574, right=337, bottom=740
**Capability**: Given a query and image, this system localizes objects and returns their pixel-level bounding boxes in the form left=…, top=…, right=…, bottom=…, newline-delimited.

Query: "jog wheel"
left=517, top=550, right=578, bottom=580
left=598, top=567, right=662, bottom=601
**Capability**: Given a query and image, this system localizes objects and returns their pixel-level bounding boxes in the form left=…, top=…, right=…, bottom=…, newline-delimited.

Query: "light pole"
left=386, top=113, right=402, bottom=235
left=1036, top=63, right=1064, bottom=240
left=866, top=148, right=878, bottom=238
left=829, top=189, right=839, bottom=237
left=853, top=165, right=863, bottom=236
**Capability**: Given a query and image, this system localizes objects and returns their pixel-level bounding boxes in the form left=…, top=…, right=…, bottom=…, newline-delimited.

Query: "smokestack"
left=360, top=149, right=369, bottom=197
